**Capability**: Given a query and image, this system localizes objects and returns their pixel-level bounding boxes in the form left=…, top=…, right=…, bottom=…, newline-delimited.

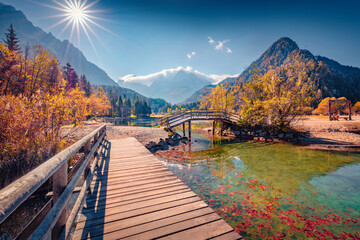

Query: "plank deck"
left=73, top=138, right=242, bottom=240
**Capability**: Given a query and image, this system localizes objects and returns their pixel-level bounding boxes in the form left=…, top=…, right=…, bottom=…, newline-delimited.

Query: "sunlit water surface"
left=156, top=139, right=360, bottom=239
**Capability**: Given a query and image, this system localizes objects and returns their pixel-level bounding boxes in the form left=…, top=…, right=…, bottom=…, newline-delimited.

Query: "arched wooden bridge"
left=160, top=109, right=240, bottom=138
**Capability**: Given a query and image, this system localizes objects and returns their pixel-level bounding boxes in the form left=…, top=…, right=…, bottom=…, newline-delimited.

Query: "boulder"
left=158, top=138, right=167, bottom=147
left=285, top=133, right=294, bottom=139
left=259, top=131, right=267, bottom=137
left=233, top=130, right=241, bottom=136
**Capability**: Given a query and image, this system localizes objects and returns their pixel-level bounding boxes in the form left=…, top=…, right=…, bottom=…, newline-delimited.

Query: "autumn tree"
left=312, top=97, right=349, bottom=115
left=200, top=84, right=235, bottom=112
left=239, top=62, right=316, bottom=131
left=353, top=102, right=360, bottom=113
left=0, top=41, right=110, bottom=187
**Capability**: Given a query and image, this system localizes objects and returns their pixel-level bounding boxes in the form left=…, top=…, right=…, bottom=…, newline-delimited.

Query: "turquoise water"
left=156, top=141, right=360, bottom=239
left=112, top=117, right=159, bottom=127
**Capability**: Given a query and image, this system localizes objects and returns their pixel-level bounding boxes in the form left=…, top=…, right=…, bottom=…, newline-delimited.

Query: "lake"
left=156, top=139, right=360, bottom=239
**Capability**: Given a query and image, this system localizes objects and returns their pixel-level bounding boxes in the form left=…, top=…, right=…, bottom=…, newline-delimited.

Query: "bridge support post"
left=182, top=123, right=186, bottom=137
left=52, top=163, right=67, bottom=239
left=188, top=121, right=191, bottom=139
left=220, top=120, right=223, bottom=136
left=212, top=121, right=215, bottom=136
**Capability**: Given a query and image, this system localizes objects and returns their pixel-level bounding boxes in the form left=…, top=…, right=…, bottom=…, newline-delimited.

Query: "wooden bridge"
left=0, top=124, right=242, bottom=239
left=160, top=110, right=240, bottom=138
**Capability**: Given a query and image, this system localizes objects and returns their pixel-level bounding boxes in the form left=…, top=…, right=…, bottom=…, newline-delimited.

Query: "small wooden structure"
left=328, top=99, right=352, bottom=121
left=160, top=109, right=240, bottom=138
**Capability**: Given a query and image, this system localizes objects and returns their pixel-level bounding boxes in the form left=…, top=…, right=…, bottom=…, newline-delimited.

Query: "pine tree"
left=3, top=24, right=21, bottom=52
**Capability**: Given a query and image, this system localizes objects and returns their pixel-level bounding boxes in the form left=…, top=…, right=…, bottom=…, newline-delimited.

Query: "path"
left=73, top=138, right=242, bottom=240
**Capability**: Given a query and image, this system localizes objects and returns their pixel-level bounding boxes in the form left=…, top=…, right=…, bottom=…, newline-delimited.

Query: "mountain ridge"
left=185, top=37, right=360, bottom=103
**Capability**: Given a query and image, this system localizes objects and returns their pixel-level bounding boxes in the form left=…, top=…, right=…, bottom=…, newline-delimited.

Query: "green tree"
left=3, top=24, right=21, bottom=52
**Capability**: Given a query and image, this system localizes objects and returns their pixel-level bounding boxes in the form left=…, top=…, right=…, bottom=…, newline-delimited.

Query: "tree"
left=312, top=97, right=349, bottom=115
left=353, top=102, right=360, bottom=114
left=200, top=84, right=235, bottom=112
left=240, top=62, right=316, bottom=131
left=3, top=24, right=21, bottom=52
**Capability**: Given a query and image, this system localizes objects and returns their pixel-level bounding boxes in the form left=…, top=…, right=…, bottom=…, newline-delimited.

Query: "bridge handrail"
left=159, top=109, right=240, bottom=127
left=0, top=124, right=107, bottom=239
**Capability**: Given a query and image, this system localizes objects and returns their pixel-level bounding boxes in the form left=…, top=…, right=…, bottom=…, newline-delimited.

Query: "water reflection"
left=108, top=117, right=159, bottom=127
left=156, top=140, right=360, bottom=239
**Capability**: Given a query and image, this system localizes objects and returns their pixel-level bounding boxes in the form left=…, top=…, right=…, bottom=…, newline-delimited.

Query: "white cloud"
left=119, top=66, right=239, bottom=86
left=208, top=36, right=215, bottom=45
left=208, top=73, right=239, bottom=84
left=215, top=40, right=229, bottom=51
left=208, top=36, right=231, bottom=52
left=187, top=51, right=196, bottom=59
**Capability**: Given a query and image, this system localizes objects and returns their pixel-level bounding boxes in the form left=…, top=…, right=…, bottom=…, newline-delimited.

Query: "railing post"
left=83, top=139, right=91, bottom=180
left=52, top=163, right=67, bottom=239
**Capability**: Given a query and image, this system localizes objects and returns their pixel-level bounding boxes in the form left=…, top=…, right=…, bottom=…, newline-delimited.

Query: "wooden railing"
left=0, top=124, right=107, bottom=239
left=159, top=109, right=240, bottom=128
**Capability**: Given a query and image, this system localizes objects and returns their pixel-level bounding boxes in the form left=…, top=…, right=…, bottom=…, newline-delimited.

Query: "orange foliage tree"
left=0, top=42, right=110, bottom=187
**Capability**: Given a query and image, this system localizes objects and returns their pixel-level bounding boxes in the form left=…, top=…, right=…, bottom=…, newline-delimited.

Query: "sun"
left=44, top=0, right=112, bottom=53
left=69, top=6, right=86, bottom=23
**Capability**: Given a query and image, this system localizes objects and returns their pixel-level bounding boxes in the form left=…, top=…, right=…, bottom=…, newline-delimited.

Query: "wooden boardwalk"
left=73, top=138, right=242, bottom=240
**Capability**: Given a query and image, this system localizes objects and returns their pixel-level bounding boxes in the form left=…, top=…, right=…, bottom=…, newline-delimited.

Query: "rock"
left=253, top=137, right=259, bottom=141
left=259, top=131, right=267, bottom=137
left=259, top=137, right=266, bottom=142
left=278, top=133, right=284, bottom=138
left=233, top=130, right=241, bottom=136
left=145, top=141, right=157, bottom=149
left=273, top=138, right=280, bottom=143
left=250, top=132, right=255, bottom=135
left=157, top=138, right=166, bottom=147
left=285, top=133, right=293, bottom=139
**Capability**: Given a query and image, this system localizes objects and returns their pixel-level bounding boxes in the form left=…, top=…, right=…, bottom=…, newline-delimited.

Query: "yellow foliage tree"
left=240, top=62, right=316, bottom=130
left=353, top=102, right=360, bottom=114
left=200, top=84, right=235, bottom=112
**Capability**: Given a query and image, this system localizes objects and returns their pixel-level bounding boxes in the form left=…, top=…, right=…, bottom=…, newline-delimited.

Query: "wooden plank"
left=88, top=208, right=215, bottom=240
left=84, top=185, right=190, bottom=206
left=73, top=200, right=208, bottom=239
left=77, top=196, right=202, bottom=229
left=211, top=231, right=243, bottom=240
left=156, top=219, right=235, bottom=240
left=86, top=181, right=184, bottom=200
left=82, top=189, right=194, bottom=214
left=80, top=191, right=196, bottom=217
left=120, top=213, right=221, bottom=240
left=73, top=137, right=241, bottom=240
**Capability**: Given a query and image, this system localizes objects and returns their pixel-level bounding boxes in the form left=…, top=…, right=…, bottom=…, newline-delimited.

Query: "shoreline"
left=62, top=116, right=360, bottom=153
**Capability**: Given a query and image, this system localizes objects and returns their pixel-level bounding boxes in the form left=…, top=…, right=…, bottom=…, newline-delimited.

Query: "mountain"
left=117, top=66, right=235, bottom=104
left=187, top=37, right=360, bottom=103
left=182, top=76, right=238, bottom=104
left=0, top=2, right=116, bottom=86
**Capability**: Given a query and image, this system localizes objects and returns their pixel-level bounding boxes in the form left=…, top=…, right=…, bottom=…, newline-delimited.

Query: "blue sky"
left=2, top=0, right=360, bottom=81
